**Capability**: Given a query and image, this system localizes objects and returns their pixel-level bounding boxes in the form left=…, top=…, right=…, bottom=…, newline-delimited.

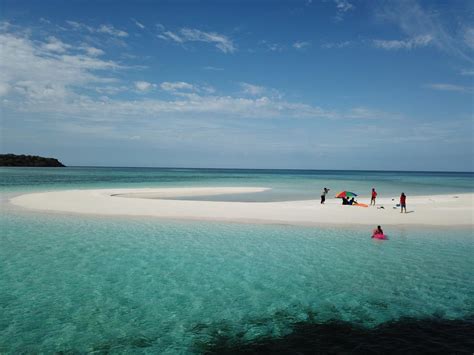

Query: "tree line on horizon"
left=0, top=154, right=65, bottom=167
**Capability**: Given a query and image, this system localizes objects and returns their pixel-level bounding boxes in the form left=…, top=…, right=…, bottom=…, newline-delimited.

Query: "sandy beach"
left=10, top=187, right=474, bottom=227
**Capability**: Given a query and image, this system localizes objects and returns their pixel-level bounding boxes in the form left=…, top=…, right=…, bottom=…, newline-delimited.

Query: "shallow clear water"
left=1, top=211, right=473, bottom=353
left=1, top=167, right=473, bottom=353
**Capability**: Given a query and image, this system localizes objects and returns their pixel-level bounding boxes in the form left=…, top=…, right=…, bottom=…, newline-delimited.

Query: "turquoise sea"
left=1, top=167, right=473, bottom=353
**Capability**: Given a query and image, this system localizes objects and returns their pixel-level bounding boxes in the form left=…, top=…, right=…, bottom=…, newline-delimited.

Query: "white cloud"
left=460, top=69, right=474, bottom=76
left=97, top=24, right=128, bottom=37
left=240, top=82, right=266, bottom=96
left=39, top=18, right=51, bottom=25
left=159, top=82, right=216, bottom=96
left=181, top=28, right=235, bottom=53
left=0, top=26, right=398, bottom=137
left=134, top=81, right=156, bottom=92
left=81, top=45, right=105, bottom=56
left=66, top=20, right=90, bottom=30
left=132, top=18, right=145, bottom=30
left=425, top=83, right=472, bottom=93
left=293, top=41, right=311, bottom=50
left=95, top=85, right=127, bottom=95
left=42, top=36, right=71, bottom=53
left=160, top=81, right=195, bottom=92
left=0, top=31, right=121, bottom=103
left=158, top=27, right=236, bottom=53
left=159, top=31, right=184, bottom=43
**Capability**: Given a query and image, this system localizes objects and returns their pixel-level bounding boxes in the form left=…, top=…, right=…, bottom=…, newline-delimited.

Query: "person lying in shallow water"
left=372, top=225, right=384, bottom=238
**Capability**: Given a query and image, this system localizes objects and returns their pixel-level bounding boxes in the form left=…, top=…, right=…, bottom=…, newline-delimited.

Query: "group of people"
left=370, top=188, right=407, bottom=213
left=341, top=196, right=356, bottom=205
left=320, top=187, right=407, bottom=213
left=319, top=187, right=409, bottom=241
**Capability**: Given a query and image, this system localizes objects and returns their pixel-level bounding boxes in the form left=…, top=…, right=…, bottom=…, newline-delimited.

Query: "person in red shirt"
left=370, top=188, right=377, bottom=206
left=400, top=192, right=407, bottom=213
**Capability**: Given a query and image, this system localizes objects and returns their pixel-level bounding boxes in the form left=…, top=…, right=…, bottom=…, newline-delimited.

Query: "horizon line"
left=57, top=165, right=474, bottom=174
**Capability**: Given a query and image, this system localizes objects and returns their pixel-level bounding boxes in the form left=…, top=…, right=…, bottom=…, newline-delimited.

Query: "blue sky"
left=0, top=0, right=473, bottom=170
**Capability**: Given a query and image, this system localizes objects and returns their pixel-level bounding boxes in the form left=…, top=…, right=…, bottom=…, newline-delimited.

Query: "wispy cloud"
left=293, top=41, right=311, bottom=50
left=132, top=18, right=145, bottom=30
left=334, top=0, right=353, bottom=12
left=203, top=66, right=224, bottom=71
left=424, top=83, right=473, bottom=94
left=0, top=26, right=400, bottom=136
left=374, top=0, right=473, bottom=62
left=160, top=81, right=196, bottom=92
left=333, top=0, right=354, bottom=21
left=259, top=40, right=285, bottom=52
left=160, top=81, right=215, bottom=96
left=97, top=24, right=128, bottom=37
left=321, top=41, right=352, bottom=49
left=344, top=107, right=403, bottom=120
left=134, top=81, right=156, bottom=92
left=460, top=69, right=474, bottom=76
left=66, top=20, right=128, bottom=37
left=373, top=34, right=432, bottom=50
left=159, top=31, right=183, bottom=43
left=0, top=31, right=120, bottom=101
left=80, top=45, right=105, bottom=56
left=158, top=26, right=236, bottom=53
left=240, top=83, right=266, bottom=96
left=41, top=36, right=71, bottom=53
left=464, top=27, right=474, bottom=49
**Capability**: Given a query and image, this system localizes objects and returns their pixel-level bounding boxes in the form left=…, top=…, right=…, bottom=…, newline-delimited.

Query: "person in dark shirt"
left=321, top=187, right=330, bottom=204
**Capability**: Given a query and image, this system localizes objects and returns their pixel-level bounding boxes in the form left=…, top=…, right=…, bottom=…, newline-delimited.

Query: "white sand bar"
left=10, top=187, right=474, bottom=227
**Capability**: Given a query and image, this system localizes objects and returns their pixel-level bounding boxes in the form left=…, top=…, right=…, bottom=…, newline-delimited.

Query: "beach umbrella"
left=335, top=191, right=358, bottom=198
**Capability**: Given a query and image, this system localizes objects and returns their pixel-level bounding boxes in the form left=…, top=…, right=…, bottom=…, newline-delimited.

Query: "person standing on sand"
left=371, top=188, right=377, bottom=206
left=321, top=188, right=330, bottom=204
left=400, top=192, right=407, bottom=213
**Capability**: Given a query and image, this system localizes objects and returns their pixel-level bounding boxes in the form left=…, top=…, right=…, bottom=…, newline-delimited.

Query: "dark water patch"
left=91, top=334, right=155, bottom=353
left=199, top=317, right=474, bottom=354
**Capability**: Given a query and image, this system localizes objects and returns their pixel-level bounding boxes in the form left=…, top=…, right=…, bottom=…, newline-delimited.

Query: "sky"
left=0, top=0, right=473, bottom=171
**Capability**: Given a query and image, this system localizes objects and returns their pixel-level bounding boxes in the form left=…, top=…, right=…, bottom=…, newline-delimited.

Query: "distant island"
left=0, top=154, right=65, bottom=167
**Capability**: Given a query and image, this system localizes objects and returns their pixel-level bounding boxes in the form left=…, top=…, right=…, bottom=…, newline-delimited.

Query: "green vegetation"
left=0, top=154, right=65, bottom=167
